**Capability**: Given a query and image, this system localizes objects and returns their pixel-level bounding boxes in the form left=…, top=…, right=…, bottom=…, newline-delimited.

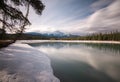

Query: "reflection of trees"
left=29, top=42, right=67, bottom=49
left=29, top=42, right=88, bottom=49
left=29, top=42, right=120, bottom=55
left=84, top=43, right=120, bottom=55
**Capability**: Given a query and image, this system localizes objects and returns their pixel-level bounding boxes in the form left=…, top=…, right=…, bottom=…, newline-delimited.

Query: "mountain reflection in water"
left=30, top=42, right=120, bottom=82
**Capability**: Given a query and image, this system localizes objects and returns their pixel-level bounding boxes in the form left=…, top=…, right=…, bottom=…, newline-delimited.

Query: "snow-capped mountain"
left=48, top=31, right=65, bottom=37
left=26, top=31, right=69, bottom=37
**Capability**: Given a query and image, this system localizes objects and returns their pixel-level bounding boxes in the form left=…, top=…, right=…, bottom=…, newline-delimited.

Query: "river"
left=29, top=42, right=120, bottom=82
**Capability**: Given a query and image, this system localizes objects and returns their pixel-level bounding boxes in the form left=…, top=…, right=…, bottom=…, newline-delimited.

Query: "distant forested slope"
left=1, top=31, right=120, bottom=41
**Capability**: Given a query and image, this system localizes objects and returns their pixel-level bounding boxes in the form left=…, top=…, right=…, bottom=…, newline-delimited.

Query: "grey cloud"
left=91, top=0, right=114, bottom=11
left=78, top=0, right=120, bottom=34
left=26, top=0, right=120, bottom=35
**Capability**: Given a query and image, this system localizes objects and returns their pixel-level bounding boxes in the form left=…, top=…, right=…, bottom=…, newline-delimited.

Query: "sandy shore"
left=18, top=40, right=120, bottom=44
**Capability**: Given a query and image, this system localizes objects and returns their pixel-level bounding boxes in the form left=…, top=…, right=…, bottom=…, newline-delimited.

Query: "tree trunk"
left=1, top=14, right=6, bottom=40
left=14, top=1, right=30, bottom=42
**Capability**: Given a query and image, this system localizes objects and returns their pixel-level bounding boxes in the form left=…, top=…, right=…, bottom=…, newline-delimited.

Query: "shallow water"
left=30, top=42, right=120, bottom=82
left=0, top=44, right=59, bottom=82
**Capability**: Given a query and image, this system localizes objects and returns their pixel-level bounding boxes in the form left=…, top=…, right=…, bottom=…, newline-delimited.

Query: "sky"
left=26, top=0, right=120, bottom=35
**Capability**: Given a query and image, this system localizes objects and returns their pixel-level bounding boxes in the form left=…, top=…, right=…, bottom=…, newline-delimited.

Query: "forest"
left=62, top=31, right=120, bottom=41
left=1, top=31, right=120, bottom=41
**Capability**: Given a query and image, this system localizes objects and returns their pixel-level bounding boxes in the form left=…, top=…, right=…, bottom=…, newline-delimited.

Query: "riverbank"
left=0, top=40, right=14, bottom=48
left=18, top=40, right=120, bottom=44
left=0, top=43, right=60, bottom=82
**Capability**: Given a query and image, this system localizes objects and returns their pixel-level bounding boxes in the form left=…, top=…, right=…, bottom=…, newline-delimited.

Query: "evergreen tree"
left=0, top=0, right=45, bottom=39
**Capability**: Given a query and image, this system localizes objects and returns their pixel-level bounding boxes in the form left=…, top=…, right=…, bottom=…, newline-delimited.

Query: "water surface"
left=29, top=42, right=120, bottom=82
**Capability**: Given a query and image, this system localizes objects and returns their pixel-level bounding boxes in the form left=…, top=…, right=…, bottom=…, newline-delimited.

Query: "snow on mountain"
left=26, top=31, right=69, bottom=37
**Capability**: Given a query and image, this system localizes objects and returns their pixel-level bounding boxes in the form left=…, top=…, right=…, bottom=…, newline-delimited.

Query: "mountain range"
left=26, top=31, right=70, bottom=38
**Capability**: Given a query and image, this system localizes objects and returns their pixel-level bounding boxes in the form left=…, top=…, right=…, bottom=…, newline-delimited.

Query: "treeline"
left=1, top=31, right=120, bottom=41
left=61, top=31, right=120, bottom=41
left=1, top=34, right=48, bottom=40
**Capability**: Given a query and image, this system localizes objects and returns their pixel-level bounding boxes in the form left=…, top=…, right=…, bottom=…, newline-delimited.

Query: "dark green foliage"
left=0, top=0, right=30, bottom=32
left=0, top=0, right=45, bottom=39
left=29, top=0, right=45, bottom=15
left=0, top=0, right=44, bottom=48
left=61, top=31, right=120, bottom=41
left=3, top=31, right=120, bottom=41
left=4, top=33, right=48, bottom=40
left=10, top=0, right=45, bottom=14
left=0, top=28, right=6, bottom=40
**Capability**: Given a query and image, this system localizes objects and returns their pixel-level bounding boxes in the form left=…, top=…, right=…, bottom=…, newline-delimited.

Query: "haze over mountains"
left=26, top=31, right=72, bottom=38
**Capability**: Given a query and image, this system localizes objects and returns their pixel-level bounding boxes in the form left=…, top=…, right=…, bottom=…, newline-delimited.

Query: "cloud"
left=91, top=0, right=114, bottom=11
left=74, top=0, right=120, bottom=34
left=26, top=0, right=120, bottom=35
left=26, top=0, right=94, bottom=33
